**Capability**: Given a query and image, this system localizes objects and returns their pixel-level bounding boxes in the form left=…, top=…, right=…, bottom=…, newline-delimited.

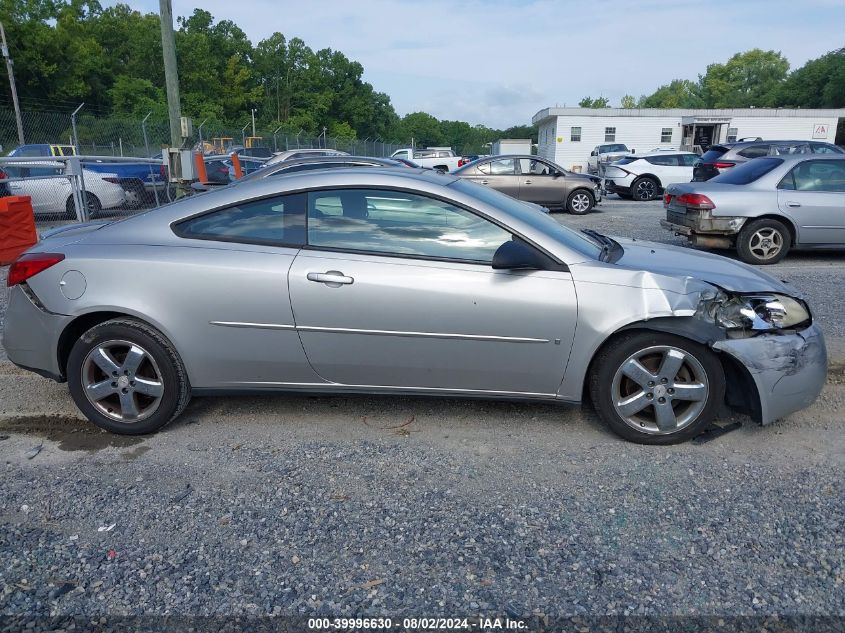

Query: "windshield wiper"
left=581, top=229, right=615, bottom=261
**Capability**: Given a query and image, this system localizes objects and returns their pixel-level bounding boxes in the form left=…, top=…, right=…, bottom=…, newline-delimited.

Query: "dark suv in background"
left=692, top=139, right=844, bottom=181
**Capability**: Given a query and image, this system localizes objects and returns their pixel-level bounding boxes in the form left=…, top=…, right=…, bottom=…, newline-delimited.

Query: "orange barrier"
left=193, top=151, right=208, bottom=184
left=230, top=152, right=243, bottom=179
left=0, top=196, right=37, bottom=265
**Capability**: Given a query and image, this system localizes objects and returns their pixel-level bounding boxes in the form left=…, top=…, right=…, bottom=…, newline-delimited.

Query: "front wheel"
left=67, top=318, right=191, bottom=435
left=588, top=332, right=725, bottom=445
left=736, top=218, right=791, bottom=265
left=65, top=192, right=102, bottom=218
left=567, top=189, right=595, bottom=215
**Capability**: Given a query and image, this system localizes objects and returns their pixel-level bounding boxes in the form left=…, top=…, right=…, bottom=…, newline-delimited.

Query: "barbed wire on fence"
left=0, top=109, right=406, bottom=158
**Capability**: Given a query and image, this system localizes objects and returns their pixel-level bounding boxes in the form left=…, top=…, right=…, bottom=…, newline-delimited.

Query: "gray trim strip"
left=210, top=321, right=548, bottom=343
left=210, top=321, right=296, bottom=331
left=213, top=380, right=556, bottom=397
left=295, top=325, right=548, bottom=343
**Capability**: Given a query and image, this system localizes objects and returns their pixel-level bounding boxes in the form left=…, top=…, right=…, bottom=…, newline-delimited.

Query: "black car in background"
left=693, top=139, right=844, bottom=181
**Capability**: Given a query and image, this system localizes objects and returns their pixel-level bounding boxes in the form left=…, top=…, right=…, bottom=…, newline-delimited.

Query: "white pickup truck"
left=587, top=143, right=633, bottom=174
left=391, top=147, right=464, bottom=172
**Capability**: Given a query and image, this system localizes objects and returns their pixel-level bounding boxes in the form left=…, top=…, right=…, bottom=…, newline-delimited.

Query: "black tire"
left=65, top=192, right=102, bottom=218
left=566, top=189, right=595, bottom=215
left=736, top=218, right=791, bottom=265
left=588, top=331, right=725, bottom=445
left=67, top=318, right=191, bottom=435
left=632, top=176, right=659, bottom=201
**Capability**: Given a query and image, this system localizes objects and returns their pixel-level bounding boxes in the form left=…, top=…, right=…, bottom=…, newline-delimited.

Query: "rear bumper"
left=2, top=285, right=71, bottom=381
left=713, top=323, right=827, bottom=425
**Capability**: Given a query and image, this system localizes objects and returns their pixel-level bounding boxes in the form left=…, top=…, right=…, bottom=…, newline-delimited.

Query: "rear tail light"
left=676, top=193, right=715, bottom=210
left=159, top=164, right=168, bottom=181
left=458, top=158, right=468, bottom=168
left=663, top=192, right=673, bottom=205
left=711, top=162, right=735, bottom=169
left=7, top=253, right=65, bottom=287
left=0, top=169, right=7, bottom=180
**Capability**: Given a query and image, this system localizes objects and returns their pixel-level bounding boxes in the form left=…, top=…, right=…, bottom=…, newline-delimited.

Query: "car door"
left=7, top=165, right=67, bottom=214
left=470, top=158, right=520, bottom=198
left=288, top=187, right=578, bottom=394
left=518, top=158, right=563, bottom=205
left=777, top=159, right=845, bottom=244
left=169, top=192, right=320, bottom=387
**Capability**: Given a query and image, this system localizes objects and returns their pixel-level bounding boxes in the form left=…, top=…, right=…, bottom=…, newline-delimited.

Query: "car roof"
left=633, top=150, right=696, bottom=157
left=764, top=154, right=845, bottom=163
left=720, top=139, right=838, bottom=148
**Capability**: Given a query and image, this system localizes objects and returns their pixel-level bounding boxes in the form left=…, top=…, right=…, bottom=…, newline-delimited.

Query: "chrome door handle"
left=787, top=202, right=801, bottom=208
left=524, top=179, right=532, bottom=184
left=307, top=271, right=354, bottom=286
left=480, top=180, right=489, bottom=185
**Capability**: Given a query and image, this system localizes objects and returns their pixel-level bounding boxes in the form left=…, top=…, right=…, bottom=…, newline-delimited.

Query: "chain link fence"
left=0, top=109, right=411, bottom=226
left=0, top=109, right=405, bottom=158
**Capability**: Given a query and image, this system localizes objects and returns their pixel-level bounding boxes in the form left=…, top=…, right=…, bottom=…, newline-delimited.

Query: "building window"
left=570, top=127, right=581, bottom=142
left=660, top=128, right=672, bottom=143
left=727, top=127, right=738, bottom=143
left=604, top=127, right=616, bottom=142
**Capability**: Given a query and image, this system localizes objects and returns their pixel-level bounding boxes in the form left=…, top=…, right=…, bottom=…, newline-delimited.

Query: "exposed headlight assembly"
left=714, top=293, right=811, bottom=331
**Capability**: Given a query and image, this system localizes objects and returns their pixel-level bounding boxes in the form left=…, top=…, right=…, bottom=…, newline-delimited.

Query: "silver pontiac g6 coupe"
left=3, top=168, right=827, bottom=444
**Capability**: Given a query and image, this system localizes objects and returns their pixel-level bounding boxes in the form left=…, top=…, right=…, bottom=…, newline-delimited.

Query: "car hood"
left=610, top=237, right=798, bottom=295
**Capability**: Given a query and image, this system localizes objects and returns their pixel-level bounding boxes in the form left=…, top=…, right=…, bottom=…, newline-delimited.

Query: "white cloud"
left=123, top=0, right=845, bottom=127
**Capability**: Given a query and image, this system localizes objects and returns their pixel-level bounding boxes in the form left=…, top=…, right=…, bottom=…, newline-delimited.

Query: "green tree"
left=620, top=95, right=637, bottom=108
left=398, top=112, right=444, bottom=147
left=578, top=96, right=610, bottom=108
left=638, top=79, right=705, bottom=108
left=700, top=49, right=789, bottom=107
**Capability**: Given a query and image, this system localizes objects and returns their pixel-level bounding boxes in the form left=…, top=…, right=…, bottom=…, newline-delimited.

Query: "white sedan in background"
left=4, top=161, right=126, bottom=216
left=604, top=151, right=699, bottom=201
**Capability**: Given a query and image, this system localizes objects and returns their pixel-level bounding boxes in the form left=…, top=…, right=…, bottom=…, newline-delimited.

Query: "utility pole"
left=0, top=22, right=24, bottom=145
left=159, top=0, right=182, bottom=149
left=251, top=108, right=256, bottom=138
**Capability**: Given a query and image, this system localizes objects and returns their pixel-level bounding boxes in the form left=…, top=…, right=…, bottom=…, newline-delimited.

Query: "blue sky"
left=122, top=0, right=845, bottom=128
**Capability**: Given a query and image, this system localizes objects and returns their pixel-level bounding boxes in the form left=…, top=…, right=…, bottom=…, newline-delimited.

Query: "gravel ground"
left=0, top=197, right=843, bottom=624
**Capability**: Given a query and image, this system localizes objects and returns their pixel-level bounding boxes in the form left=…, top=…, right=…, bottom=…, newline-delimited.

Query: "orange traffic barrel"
left=0, top=196, right=37, bottom=265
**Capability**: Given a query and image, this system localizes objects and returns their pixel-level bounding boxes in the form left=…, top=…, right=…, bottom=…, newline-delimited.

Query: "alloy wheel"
left=635, top=179, right=656, bottom=200
left=748, top=227, right=784, bottom=261
left=81, top=339, right=165, bottom=423
left=570, top=192, right=591, bottom=213
left=611, top=345, right=709, bottom=434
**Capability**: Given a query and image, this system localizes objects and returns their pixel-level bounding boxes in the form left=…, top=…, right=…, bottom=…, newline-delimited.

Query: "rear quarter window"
left=711, top=158, right=783, bottom=185
left=699, top=147, right=729, bottom=163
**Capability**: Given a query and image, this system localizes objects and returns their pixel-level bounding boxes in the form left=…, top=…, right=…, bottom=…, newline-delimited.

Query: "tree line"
left=1, top=1, right=843, bottom=151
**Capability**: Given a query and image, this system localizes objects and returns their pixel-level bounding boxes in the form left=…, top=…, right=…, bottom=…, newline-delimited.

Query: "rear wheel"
left=65, top=192, right=102, bottom=218
left=67, top=318, right=191, bottom=435
left=589, top=332, right=725, bottom=445
left=632, top=177, right=658, bottom=201
left=736, top=218, right=791, bottom=265
left=566, top=189, right=594, bottom=215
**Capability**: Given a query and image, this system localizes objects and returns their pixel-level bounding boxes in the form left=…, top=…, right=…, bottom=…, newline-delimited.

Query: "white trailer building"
left=533, top=107, right=845, bottom=172
left=491, top=138, right=532, bottom=155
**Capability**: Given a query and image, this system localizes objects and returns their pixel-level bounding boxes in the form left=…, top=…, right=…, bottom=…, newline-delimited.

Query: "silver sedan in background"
left=662, top=155, right=845, bottom=264
left=3, top=168, right=826, bottom=444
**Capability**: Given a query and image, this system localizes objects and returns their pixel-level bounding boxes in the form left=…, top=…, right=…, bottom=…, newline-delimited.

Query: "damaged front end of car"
left=692, top=287, right=827, bottom=425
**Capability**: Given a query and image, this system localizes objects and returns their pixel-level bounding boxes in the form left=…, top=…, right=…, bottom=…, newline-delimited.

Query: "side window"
left=519, top=159, right=555, bottom=176
left=646, top=155, right=680, bottom=166
left=811, top=144, right=840, bottom=155
left=175, top=193, right=306, bottom=246
left=680, top=154, right=699, bottom=167
left=737, top=145, right=770, bottom=159
left=788, top=160, right=845, bottom=192
left=29, top=166, right=63, bottom=177
left=306, top=188, right=512, bottom=264
left=477, top=159, right=516, bottom=176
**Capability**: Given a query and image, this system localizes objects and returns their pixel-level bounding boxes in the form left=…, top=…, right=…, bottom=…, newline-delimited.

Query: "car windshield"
left=711, top=158, right=783, bottom=184
left=449, top=179, right=602, bottom=260
left=601, top=144, right=627, bottom=153
left=614, top=157, right=638, bottom=165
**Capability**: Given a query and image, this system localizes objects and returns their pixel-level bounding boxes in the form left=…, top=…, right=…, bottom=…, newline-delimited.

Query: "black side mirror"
left=631, top=149, right=636, bottom=154
left=590, top=151, right=597, bottom=157
left=553, top=170, right=562, bottom=178
left=492, top=239, right=549, bottom=270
